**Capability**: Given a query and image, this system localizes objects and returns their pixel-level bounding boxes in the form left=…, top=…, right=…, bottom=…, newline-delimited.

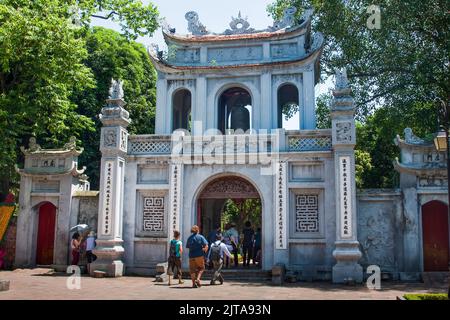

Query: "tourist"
left=207, top=224, right=221, bottom=246
left=71, top=232, right=81, bottom=266
left=167, top=230, right=184, bottom=286
left=222, top=223, right=233, bottom=268
left=186, top=225, right=208, bottom=288
left=85, top=231, right=97, bottom=274
left=227, top=222, right=239, bottom=267
left=253, top=227, right=262, bottom=265
left=242, top=221, right=255, bottom=267
left=207, top=233, right=233, bottom=285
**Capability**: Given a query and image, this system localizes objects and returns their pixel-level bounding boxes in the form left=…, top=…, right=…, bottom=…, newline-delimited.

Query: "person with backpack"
left=186, top=225, right=208, bottom=288
left=167, top=230, right=184, bottom=286
left=207, top=234, right=233, bottom=285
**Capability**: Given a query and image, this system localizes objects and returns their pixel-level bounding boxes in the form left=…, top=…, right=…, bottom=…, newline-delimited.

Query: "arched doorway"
left=36, top=202, right=56, bottom=265
left=172, top=89, right=192, bottom=131
left=422, top=200, right=449, bottom=271
left=277, top=83, right=299, bottom=129
left=197, top=175, right=262, bottom=268
left=218, top=87, right=252, bottom=134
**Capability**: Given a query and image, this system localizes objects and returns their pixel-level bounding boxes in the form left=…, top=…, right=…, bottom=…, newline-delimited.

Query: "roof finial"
left=108, top=78, right=124, bottom=100
left=185, top=11, right=209, bottom=36
left=335, top=68, right=349, bottom=90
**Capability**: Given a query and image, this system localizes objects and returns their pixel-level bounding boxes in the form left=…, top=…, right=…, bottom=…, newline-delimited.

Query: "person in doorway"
left=85, top=231, right=97, bottom=274
left=227, top=222, right=239, bottom=267
left=71, top=232, right=81, bottom=266
left=207, top=234, right=233, bottom=285
left=207, top=224, right=221, bottom=246
left=222, top=223, right=233, bottom=268
left=186, top=225, right=208, bottom=288
left=242, top=221, right=255, bottom=267
left=253, top=227, right=262, bottom=265
left=206, top=224, right=221, bottom=270
left=167, top=230, right=184, bottom=286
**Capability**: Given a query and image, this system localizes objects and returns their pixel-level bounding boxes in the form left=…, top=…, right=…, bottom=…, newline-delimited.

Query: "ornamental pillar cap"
left=100, top=78, right=131, bottom=127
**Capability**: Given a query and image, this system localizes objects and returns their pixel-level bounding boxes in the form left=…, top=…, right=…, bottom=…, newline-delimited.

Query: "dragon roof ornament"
left=175, top=7, right=313, bottom=37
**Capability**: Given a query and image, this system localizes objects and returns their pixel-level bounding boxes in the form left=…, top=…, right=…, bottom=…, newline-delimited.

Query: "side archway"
left=35, top=202, right=57, bottom=265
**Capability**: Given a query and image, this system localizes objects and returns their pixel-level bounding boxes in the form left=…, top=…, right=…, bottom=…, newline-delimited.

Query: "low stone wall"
left=357, top=189, right=403, bottom=278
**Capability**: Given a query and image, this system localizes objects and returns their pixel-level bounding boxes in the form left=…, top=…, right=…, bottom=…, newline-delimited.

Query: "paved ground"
left=0, top=268, right=447, bottom=300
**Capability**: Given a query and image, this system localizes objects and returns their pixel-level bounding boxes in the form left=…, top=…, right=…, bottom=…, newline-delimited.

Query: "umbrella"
left=70, top=224, right=89, bottom=233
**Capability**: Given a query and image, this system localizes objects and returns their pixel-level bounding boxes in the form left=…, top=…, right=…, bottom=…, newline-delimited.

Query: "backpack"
left=169, top=240, right=177, bottom=258
left=210, top=242, right=221, bottom=262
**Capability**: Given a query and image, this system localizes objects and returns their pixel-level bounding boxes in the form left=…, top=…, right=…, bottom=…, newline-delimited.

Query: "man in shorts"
left=186, top=225, right=208, bottom=288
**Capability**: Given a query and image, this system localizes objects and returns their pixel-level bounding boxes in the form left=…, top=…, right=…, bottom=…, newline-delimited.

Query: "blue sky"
left=91, top=0, right=275, bottom=49
left=91, top=0, right=333, bottom=129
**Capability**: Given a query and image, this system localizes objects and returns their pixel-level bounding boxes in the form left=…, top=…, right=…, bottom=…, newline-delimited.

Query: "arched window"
left=218, top=87, right=252, bottom=134
left=172, top=89, right=191, bottom=131
left=278, top=84, right=299, bottom=129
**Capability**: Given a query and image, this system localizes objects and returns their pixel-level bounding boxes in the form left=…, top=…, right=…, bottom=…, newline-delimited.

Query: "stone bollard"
left=272, top=263, right=286, bottom=286
left=0, top=280, right=10, bottom=291
left=155, top=262, right=168, bottom=282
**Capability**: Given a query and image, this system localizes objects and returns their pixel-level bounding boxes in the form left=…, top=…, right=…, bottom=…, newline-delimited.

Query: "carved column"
left=91, top=79, right=130, bottom=277
left=331, top=69, right=363, bottom=283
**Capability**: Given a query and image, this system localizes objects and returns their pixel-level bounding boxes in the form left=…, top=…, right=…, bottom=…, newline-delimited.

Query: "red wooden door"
left=36, top=202, right=56, bottom=265
left=422, top=201, right=450, bottom=271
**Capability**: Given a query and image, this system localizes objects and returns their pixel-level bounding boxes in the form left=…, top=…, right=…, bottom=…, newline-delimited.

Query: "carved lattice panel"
left=288, top=137, right=332, bottom=151
left=129, top=141, right=171, bottom=154
left=143, top=197, right=165, bottom=232
left=295, top=194, right=319, bottom=232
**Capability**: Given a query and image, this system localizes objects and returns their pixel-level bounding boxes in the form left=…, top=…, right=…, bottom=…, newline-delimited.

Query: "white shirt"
left=86, top=237, right=96, bottom=251
left=207, top=241, right=232, bottom=261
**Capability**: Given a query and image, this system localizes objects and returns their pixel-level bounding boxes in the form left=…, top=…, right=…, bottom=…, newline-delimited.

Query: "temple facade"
left=14, top=8, right=449, bottom=282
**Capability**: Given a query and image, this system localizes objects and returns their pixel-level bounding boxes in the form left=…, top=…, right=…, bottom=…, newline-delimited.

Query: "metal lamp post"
left=433, top=125, right=450, bottom=298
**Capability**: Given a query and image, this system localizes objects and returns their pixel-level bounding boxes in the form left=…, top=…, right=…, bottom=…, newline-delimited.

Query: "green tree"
left=0, top=0, right=94, bottom=195
left=268, top=0, right=448, bottom=187
left=356, top=101, right=436, bottom=188
left=73, top=27, right=156, bottom=188
left=268, top=0, right=449, bottom=118
left=0, top=0, right=159, bottom=195
left=315, top=92, right=331, bottom=129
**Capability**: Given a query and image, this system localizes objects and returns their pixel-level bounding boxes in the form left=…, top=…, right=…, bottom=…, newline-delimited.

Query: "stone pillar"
left=194, top=76, right=206, bottom=135
left=260, top=72, right=272, bottom=130
left=91, top=79, right=130, bottom=277
left=302, top=68, right=316, bottom=130
left=155, top=72, right=168, bottom=134
left=331, top=69, right=363, bottom=283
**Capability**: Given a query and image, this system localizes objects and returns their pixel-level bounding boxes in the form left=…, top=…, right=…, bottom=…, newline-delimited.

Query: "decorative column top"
left=100, top=78, right=131, bottom=128
left=331, top=68, right=355, bottom=112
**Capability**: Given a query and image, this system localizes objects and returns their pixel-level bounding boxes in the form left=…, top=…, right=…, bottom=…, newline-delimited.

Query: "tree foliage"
left=0, top=0, right=159, bottom=195
left=73, top=27, right=156, bottom=188
left=268, top=0, right=449, bottom=118
left=269, top=0, right=449, bottom=187
left=222, top=199, right=262, bottom=234
left=0, top=0, right=94, bottom=194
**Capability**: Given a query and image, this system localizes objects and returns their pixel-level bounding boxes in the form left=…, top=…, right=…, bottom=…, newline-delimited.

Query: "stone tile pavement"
left=0, top=268, right=447, bottom=300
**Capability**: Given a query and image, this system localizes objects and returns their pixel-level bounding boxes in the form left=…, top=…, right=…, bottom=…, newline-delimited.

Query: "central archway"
left=196, top=175, right=262, bottom=268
